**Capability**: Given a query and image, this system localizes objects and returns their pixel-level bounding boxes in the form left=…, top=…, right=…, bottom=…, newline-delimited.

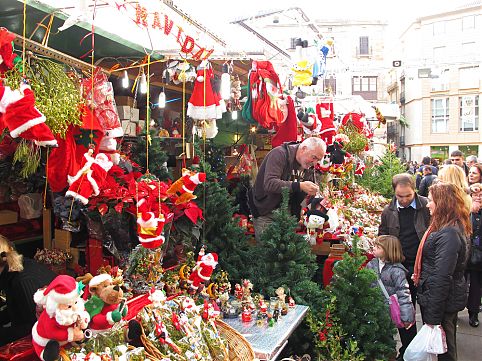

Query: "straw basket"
left=216, top=319, right=255, bottom=361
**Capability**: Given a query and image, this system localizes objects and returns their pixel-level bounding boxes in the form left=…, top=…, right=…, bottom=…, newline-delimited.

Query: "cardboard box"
left=117, top=106, right=139, bottom=122
left=121, top=120, right=137, bottom=136
left=0, top=209, right=18, bottom=225
left=54, top=229, right=71, bottom=251
left=114, top=95, right=134, bottom=107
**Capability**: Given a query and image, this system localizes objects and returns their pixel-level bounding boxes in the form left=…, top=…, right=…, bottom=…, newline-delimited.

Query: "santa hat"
left=190, top=172, right=206, bottom=185
left=34, top=275, right=79, bottom=316
left=0, top=28, right=16, bottom=74
left=89, top=273, right=112, bottom=288
left=3, top=84, right=57, bottom=146
left=192, top=155, right=201, bottom=168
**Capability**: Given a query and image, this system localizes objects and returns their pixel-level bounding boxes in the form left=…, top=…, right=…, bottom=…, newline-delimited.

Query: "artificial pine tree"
left=250, top=188, right=326, bottom=357
left=131, top=129, right=171, bottom=181
left=204, top=143, right=227, bottom=184
left=357, top=143, right=406, bottom=198
left=326, top=234, right=396, bottom=360
left=195, top=159, right=251, bottom=282
left=249, top=188, right=323, bottom=304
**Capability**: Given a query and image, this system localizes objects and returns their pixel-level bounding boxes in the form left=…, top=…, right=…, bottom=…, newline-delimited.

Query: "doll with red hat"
left=166, top=168, right=206, bottom=205
left=32, top=275, right=90, bottom=361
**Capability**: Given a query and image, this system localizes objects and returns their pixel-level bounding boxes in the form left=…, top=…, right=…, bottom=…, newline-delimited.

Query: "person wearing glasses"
left=248, top=137, right=326, bottom=241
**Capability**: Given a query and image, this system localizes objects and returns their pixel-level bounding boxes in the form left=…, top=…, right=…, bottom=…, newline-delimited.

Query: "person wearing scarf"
left=413, top=182, right=471, bottom=361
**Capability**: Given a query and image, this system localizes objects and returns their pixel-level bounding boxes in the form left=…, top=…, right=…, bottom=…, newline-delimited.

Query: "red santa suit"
left=188, top=252, right=218, bottom=290
left=66, top=150, right=113, bottom=205
left=32, top=275, right=88, bottom=361
left=173, top=172, right=206, bottom=205
left=316, top=101, right=336, bottom=146
left=88, top=303, right=120, bottom=332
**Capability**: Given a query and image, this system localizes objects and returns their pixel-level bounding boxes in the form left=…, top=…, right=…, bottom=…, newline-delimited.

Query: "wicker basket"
left=216, top=319, right=255, bottom=361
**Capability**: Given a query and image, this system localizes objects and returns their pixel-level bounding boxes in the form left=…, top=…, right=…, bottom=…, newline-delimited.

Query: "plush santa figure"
left=0, top=27, right=17, bottom=75
left=298, top=108, right=321, bottom=135
left=32, top=275, right=90, bottom=361
left=355, top=160, right=366, bottom=176
left=137, top=210, right=166, bottom=249
left=0, top=82, right=57, bottom=146
left=188, top=248, right=218, bottom=291
left=167, top=169, right=206, bottom=205
left=316, top=101, right=336, bottom=146
left=65, top=149, right=113, bottom=205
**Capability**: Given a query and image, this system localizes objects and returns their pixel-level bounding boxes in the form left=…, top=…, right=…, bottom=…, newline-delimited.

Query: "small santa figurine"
left=32, top=275, right=90, bottom=361
left=188, top=247, right=218, bottom=292
left=166, top=169, right=206, bottom=205
left=65, top=148, right=113, bottom=205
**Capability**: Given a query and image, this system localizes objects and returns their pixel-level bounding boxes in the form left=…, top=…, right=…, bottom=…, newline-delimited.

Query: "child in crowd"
left=366, top=235, right=415, bottom=360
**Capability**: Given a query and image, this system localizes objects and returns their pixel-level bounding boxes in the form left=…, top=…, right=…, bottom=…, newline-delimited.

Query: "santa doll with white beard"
left=188, top=248, right=218, bottom=292
left=32, top=275, right=90, bottom=361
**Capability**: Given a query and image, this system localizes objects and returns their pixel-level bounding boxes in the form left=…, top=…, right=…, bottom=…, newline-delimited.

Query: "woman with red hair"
left=413, top=182, right=471, bottom=360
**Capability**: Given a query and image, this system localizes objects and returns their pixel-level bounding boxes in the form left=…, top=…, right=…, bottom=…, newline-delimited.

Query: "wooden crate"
left=311, top=242, right=331, bottom=256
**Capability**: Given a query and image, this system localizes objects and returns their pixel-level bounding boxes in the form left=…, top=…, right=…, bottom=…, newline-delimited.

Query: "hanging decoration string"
left=145, top=54, right=151, bottom=173
left=181, top=60, right=187, bottom=166
left=22, top=0, right=27, bottom=77
left=202, top=65, right=207, bottom=244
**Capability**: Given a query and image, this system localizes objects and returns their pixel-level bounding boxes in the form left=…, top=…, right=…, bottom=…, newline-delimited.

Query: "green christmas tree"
left=357, top=143, right=406, bottom=198
left=131, top=130, right=171, bottom=181
left=249, top=188, right=326, bottom=357
left=204, top=143, right=227, bottom=185
left=324, top=235, right=396, bottom=360
left=194, top=158, right=252, bottom=282
left=249, top=188, right=323, bottom=303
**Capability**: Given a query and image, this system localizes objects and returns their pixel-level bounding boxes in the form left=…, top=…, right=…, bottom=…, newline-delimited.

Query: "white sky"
left=174, top=0, right=462, bottom=33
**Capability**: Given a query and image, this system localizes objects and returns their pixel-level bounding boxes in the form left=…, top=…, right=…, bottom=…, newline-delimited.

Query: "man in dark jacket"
left=416, top=156, right=438, bottom=189
left=0, top=236, right=56, bottom=346
left=379, top=173, right=431, bottom=360
left=250, top=137, right=326, bottom=241
left=418, top=166, right=437, bottom=197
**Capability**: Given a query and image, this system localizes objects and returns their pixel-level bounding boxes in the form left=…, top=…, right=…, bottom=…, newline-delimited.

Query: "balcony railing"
left=400, top=91, right=405, bottom=104
left=400, top=136, right=405, bottom=146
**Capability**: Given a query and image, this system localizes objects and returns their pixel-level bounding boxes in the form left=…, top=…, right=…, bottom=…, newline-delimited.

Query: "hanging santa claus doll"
left=316, top=100, right=336, bottom=146
left=65, top=148, right=113, bottom=205
left=32, top=275, right=90, bottom=361
left=188, top=247, right=218, bottom=292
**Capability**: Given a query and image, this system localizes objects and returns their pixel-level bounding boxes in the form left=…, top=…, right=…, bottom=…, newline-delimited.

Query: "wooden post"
left=42, top=208, right=52, bottom=249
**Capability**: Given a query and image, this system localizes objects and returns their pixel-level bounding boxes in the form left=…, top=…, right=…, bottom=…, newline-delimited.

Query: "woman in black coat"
left=413, top=182, right=471, bottom=361
left=0, top=235, right=56, bottom=346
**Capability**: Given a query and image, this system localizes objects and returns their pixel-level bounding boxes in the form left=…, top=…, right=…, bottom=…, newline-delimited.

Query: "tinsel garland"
left=3, top=58, right=83, bottom=138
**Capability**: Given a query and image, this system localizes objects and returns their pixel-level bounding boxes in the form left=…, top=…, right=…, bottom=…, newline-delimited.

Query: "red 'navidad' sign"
left=116, top=2, right=214, bottom=60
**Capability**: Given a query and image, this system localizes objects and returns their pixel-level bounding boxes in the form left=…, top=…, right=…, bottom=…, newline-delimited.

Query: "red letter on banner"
left=164, top=15, right=174, bottom=35
left=152, top=12, right=161, bottom=30
left=181, top=36, right=195, bottom=53
left=135, top=4, right=148, bottom=27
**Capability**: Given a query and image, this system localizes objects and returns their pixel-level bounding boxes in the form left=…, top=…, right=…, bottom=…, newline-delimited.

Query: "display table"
left=222, top=305, right=309, bottom=361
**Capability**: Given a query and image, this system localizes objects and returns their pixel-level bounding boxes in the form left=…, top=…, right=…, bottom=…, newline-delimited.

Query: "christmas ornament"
left=187, top=247, right=218, bottom=292
left=166, top=168, right=206, bottom=205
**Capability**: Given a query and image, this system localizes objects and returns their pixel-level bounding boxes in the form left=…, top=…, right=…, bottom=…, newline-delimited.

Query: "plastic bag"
left=404, top=324, right=444, bottom=361
left=18, top=193, right=43, bottom=219
left=426, top=325, right=447, bottom=354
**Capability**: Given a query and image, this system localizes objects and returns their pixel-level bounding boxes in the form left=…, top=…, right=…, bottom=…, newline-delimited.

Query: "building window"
left=359, top=36, right=369, bottom=55
left=459, top=95, right=479, bottom=132
left=459, top=66, right=479, bottom=89
left=433, top=21, right=445, bottom=35
left=433, top=46, right=446, bottom=63
left=431, top=98, right=449, bottom=133
left=462, top=42, right=477, bottom=59
left=459, top=145, right=479, bottom=157
left=431, top=68, right=449, bottom=91
left=352, top=76, right=377, bottom=100
left=431, top=146, right=449, bottom=161
left=323, top=76, right=336, bottom=94
left=462, top=15, right=475, bottom=30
